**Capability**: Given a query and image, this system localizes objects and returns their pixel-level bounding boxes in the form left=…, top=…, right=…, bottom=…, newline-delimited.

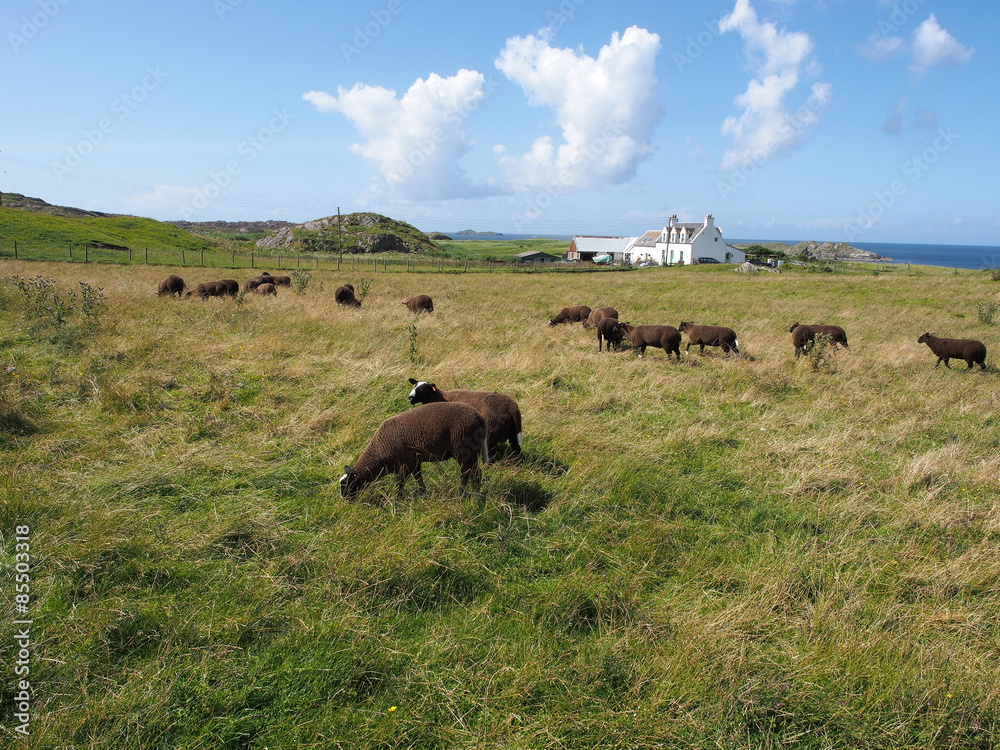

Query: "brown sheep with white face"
left=407, top=378, right=522, bottom=456
left=790, top=323, right=815, bottom=358
left=549, top=305, right=591, bottom=326
left=597, top=317, right=624, bottom=352
left=340, top=401, right=488, bottom=501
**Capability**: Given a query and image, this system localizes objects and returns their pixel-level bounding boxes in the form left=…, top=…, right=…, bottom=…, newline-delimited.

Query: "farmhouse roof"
left=571, top=235, right=637, bottom=254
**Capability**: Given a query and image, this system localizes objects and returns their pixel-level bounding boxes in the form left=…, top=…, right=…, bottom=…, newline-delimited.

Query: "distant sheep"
left=789, top=323, right=815, bottom=358
left=678, top=321, right=739, bottom=356
left=157, top=275, right=186, bottom=298
left=335, top=285, right=361, bottom=307
left=270, top=275, right=292, bottom=287
left=187, top=281, right=228, bottom=300
left=254, top=283, right=277, bottom=296
left=340, top=401, right=488, bottom=501
left=808, top=324, right=849, bottom=350
left=549, top=305, right=592, bottom=326
left=220, top=279, right=239, bottom=297
left=404, top=294, right=434, bottom=313
left=619, top=323, right=681, bottom=360
left=597, top=317, right=625, bottom=352
left=583, top=306, right=619, bottom=329
left=917, top=332, right=987, bottom=370
left=244, top=275, right=270, bottom=293
left=408, top=378, right=523, bottom=456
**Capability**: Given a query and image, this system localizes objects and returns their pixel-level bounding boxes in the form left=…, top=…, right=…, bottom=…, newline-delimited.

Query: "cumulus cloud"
left=303, top=69, right=493, bottom=200
left=493, top=26, right=663, bottom=192
left=909, top=14, right=973, bottom=78
left=717, top=0, right=831, bottom=171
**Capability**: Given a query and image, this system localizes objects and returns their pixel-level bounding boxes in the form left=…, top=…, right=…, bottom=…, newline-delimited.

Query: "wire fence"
left=0, top=240, right=634, bottom=275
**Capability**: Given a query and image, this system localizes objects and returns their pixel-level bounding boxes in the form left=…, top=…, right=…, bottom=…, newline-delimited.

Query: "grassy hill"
left=1, top=258, right=998, bottom=748
left=0, top=194, right=217, bottom=255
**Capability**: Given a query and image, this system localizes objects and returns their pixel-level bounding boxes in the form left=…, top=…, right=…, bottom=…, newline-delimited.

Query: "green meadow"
left=0, top=256, right=998, bottom=749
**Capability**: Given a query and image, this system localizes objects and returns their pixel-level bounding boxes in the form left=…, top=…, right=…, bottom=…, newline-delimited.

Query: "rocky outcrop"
left=791, top=241, right=892, bottom=262
left=255, top=212, right=436, bottom=254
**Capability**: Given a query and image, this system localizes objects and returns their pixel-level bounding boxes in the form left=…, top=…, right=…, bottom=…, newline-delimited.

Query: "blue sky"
left=2, top=0, right=997, bottom=244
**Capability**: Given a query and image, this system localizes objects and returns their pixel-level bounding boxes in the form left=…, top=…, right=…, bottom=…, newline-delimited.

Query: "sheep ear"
left=430, top=384, right=438, bottom=392
left=408, top=378, right=418, bottom=385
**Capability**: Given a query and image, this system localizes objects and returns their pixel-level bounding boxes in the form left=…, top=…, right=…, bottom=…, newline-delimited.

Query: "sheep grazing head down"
left=340, top=467, right=360, bottom=502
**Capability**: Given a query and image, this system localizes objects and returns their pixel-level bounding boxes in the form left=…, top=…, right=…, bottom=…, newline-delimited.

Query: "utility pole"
left=337, top=206, right=343, bottom=266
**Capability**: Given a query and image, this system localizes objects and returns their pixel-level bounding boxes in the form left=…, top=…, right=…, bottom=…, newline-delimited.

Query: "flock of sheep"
left=155, top=273, right=989, bottom=503
left=156, top=271, right=291, bottom=299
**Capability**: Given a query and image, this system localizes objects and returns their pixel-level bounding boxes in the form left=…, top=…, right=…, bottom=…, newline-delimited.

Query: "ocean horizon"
left=451, top=232, right=1000, bottom=271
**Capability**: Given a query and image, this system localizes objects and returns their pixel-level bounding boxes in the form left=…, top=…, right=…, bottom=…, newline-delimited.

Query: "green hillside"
left=0, top=194, right=217, bottom=254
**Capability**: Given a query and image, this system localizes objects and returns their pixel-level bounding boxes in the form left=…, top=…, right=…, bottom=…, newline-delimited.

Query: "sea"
left=452, top=233, right=1000, bottom=271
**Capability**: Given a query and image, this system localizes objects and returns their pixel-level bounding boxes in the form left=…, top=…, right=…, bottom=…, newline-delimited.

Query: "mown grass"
left=1, top=259, right=999, bottom=748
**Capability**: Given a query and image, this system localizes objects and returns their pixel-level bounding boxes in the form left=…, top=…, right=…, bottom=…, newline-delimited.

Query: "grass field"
left=1, top=257, right=998, bottom=748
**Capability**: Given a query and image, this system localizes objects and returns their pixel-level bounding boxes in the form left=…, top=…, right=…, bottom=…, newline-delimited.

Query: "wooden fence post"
left=201, top=248, right=204, bottom=266
left=129, top=247, right=132, bottom=262
left=182, top=249, right=185, bottom=266
left=13, top=241, right=17, bottom=259
left=145, top=247, right=148, bottom=264
left=69, top=243, right=73, bottom=259
left=84, top=244, right=88, bottom=263
left=251, top=250, right=255, bottom=268
left=232, top=250, right=235, bottom=267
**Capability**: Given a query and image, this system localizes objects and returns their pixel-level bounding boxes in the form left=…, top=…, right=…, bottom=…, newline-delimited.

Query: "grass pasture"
left=1, top=258, right=999, bottom=748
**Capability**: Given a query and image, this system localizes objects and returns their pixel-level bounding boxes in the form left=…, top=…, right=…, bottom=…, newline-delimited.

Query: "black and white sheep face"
left=407, top=379, right=438, bottom=405
left=340, top=467, right=360, bottom=501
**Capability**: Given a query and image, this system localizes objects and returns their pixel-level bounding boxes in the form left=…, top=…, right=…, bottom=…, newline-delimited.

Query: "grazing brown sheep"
left=187, top=281, right=228, bottom=300
left=407, top=378, right=522, bottom=456
left=340, top=401, right=488, bottom=501
left=679, top=321, right=739, bottom=356
left=790, top=323, right=815, bottom=358
left=335, top=285, right=361, bottom=307
left=219, top=279, right=239, bottom=297
left=918, top=332, right=987, bottom=370
left=549, top=305, right=592, bottom=326
left=254, top=283, right=277, bottom=296
left=244, top=275, right=269, bottom=293
left=404, top=294, right=434, bottom=313
left=808, top=324, right=849, bottom=350
left=270, top=275, right=292, bottom=287
left=157, top=275, right=186, bottom=298
left=583, top=306, right=619, bottom=329
left=597, top=317, right=624, bottom=352
left=619, top=323, right=682, bottom=360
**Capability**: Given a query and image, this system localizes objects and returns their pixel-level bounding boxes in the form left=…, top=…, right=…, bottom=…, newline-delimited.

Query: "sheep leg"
left=459, top=462, right=482, bottom=497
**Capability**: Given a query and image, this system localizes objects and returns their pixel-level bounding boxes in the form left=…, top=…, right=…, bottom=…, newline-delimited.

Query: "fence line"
left=0, top=240, right=633, bottom=275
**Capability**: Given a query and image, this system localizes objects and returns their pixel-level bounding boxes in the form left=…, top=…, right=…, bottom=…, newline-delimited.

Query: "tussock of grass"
left=2, top=258, right=999, bottom=748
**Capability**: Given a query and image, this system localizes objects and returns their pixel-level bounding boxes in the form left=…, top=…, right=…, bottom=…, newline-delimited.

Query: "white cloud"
left=910, top=14, right=973, bottom=78
left=493, top=26, right=663, bottom=192
left=859, top=32, right=904, bottom=61
left=717, top=0, right=831, bottom=171
left=303, top=69, right=494, bottom=200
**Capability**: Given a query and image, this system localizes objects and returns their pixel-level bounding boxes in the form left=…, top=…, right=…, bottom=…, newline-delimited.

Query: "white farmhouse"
left=651, top=214, right=744, bottom=266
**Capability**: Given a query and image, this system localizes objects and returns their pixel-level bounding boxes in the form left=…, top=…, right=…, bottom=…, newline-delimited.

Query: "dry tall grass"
left=1, top=259, right=998, bottom=748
